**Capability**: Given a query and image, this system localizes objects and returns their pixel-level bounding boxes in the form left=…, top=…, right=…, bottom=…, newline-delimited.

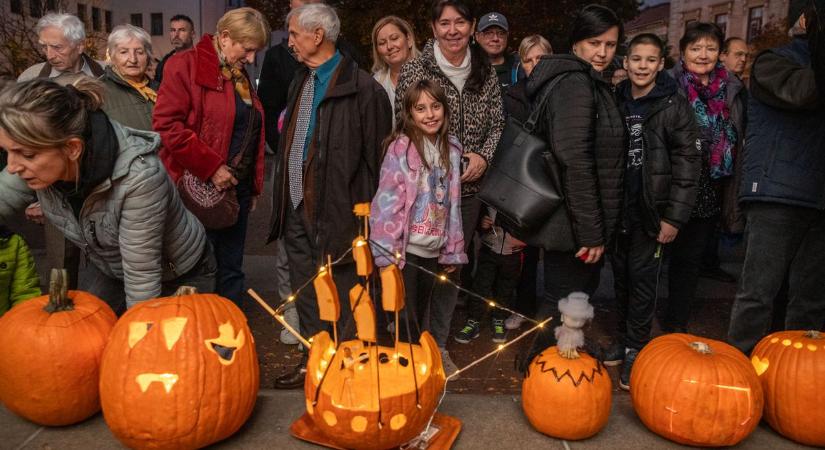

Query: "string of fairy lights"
left=247, top=235, right=556, bottom=447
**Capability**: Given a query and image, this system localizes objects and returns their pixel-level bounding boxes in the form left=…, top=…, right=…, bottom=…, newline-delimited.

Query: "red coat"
left=153, top=34, right=266, bottom=195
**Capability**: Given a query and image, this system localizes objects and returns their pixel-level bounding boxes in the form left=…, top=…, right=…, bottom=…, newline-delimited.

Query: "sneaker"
left=602, top=342, right=625, bottom=367
left=454, top=319, right=480, bottom=344
left=492, top=319, right=507, bottom=343
left=504, top=313, right=526, bottom=330
left=619, top=348, right=639, bottom=391
left=440, top=348, right=459, bottom=378
left=279, top=307, right=300, bottom=345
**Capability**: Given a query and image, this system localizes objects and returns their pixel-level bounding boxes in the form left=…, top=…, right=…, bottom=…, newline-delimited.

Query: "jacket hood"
left=526, top=54, right=604, bottom=98
left=618, top=70, right=678, bottom=103
left=110, top=120, right=161, bottom=180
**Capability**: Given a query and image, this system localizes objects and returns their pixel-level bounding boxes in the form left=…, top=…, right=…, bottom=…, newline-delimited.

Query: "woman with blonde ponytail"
left=0, top=78, right=215, bottom=314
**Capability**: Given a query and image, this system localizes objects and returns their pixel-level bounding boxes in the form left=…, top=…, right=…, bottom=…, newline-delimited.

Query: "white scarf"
left=433, top=40, right=471, bottom=93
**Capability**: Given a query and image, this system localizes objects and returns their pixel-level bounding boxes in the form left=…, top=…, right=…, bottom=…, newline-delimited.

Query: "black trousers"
left=663, top=216, right=717, bottom=332
left=395, top=253, right=439, bottom=343
left=525, top=250, right=601, bottom=363
left=468, top=246, right=523, bottom=322
left=284, top=203, right=356, bottom=340
left=611, top=222, right=663, bottom=351
left=728, top=203, right=825, bottom=353
left=515, top=246, right=540, bottom=317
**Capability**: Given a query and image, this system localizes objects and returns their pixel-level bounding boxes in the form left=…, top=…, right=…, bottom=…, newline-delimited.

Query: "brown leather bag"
left=177, top=105, right=255, bottom=230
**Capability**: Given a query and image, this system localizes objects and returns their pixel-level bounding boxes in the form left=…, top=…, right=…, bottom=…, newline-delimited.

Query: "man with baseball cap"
left=475, top=12, right=520, bottom=89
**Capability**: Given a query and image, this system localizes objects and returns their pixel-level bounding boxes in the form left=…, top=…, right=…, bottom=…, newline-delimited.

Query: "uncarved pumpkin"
left=751, top=330, right=825, bottom=446
left=0, top=269, right=116, bottom=426
left=304, top=330, right=446, bottom=450
left=630, top=333, right=763, bottom=447
left=99, top=287, right=259, bottom=449
left=522, top=346, right=612, bottom=440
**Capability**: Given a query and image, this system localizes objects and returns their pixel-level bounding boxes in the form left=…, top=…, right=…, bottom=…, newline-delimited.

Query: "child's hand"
left=25, top=202, right=44, bottom=225
left=657, top=221, right=679, bottom=244
left=511, top=237, right=527, bottom=249
left=442, top=265, right=457, bottom=274
left=480, top=216, right=493, bottom=230
left=575, top=246, right=604, bottom=264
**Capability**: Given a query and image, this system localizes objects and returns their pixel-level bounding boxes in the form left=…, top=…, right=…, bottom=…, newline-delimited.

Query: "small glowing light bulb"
left=287, top=295, right=296, bottom=302
left=439, top=274, right=447, bottom=281
left=497, top=344, right=504, bottom=351
left=488, top=301, right=495, bottom=307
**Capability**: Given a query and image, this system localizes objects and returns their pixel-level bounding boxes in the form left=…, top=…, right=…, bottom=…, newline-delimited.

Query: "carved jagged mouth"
left=211, top=343, right=237, bottom=362
left=527, top=353, right=606, bottom=387
left=136, top=373, right=179, bottom=393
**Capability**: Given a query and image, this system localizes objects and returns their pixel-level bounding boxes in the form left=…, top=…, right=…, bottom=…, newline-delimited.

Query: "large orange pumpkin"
left=99, top=288, right=259, bottom=449
left=522, top=346, right=612, bottom=440
left=630, top=334, right=763, bottom=447
left=0, top=269, right=116, bottom=426
left=751, top=330, right=825, bottom=446
left=303, top=330, right=446, bottom=450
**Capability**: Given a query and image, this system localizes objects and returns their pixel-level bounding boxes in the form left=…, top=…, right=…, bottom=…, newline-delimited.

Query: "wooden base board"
left=290, top=412, right=462, bottom=449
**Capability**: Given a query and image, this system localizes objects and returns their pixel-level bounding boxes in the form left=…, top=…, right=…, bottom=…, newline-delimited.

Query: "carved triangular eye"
left=161, top=317, right=188, bottom=350
left=128, top=322, right=154, bottom=348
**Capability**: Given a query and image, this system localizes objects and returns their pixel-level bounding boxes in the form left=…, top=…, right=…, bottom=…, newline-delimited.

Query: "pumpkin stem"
left=558, top=348, right=581, bottom=359
left=44, top=268, right=73, bottom=313
left=689, top=341, right=712, bottom=355
left=804, top=330, right=822, bottom=340
left=174, top=286, right=198, bottom=296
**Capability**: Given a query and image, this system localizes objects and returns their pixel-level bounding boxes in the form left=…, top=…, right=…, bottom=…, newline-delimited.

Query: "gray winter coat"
left=0, top=121, right=207, bottom=305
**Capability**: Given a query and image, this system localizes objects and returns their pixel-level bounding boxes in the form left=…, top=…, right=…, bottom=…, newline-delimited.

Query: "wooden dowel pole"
left=248, top=289, right=312, bottom=349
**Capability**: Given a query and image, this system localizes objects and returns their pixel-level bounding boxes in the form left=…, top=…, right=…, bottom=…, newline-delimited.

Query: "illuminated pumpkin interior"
left=204, top=322, right=246, bottom=365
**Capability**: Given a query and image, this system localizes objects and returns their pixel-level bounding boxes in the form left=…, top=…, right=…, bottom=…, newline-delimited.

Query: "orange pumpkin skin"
left=630, top=334, right=763, bottom=447
left=521, top=347, right=612, bottom=440
left=751, top=330, right=825, bottom=447
left=304, top=331, right=446, bottom=450
left=99, top=292, right=259, bottom=449
left=0, top=290, right=116, bottom=426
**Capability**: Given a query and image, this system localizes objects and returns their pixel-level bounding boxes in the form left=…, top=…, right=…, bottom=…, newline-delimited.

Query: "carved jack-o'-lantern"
left=0, top=270, right=116, bottom=426
left=751, top=330, right=825, bottom=447
left=304, top=330, right=446, bottom=450
left=631, top=334, right=763, bottom=447
left=99, top=288, right=259, bottom=449
left=522, top=347, right=612, bottom=440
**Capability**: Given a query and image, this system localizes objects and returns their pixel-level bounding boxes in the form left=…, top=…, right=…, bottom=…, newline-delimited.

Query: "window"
left=715, top=13, right=728, bottom=37
left=29, top=0, right=42, bottom=18
left=150, top=13, right=163, bottom=36
left=105, top=10, right=112, bottom=32
left=92, top=7, right=101, bottom=31
left=10, top=0, right=23, bottom=14
left=747, top=6, right=764, bottom=42
left=77, top=3, right=87, bottom=24
left=130, top=13, right=143, bottom=28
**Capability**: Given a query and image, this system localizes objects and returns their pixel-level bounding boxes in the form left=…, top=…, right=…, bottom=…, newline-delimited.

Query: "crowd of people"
left=0, top=0, right=823, bottom=393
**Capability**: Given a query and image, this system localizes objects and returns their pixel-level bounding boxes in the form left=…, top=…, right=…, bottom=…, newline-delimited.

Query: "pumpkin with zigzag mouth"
left=522, top=346, right=612, bottom=440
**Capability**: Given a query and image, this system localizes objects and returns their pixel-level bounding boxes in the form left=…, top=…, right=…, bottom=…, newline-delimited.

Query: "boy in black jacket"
left=610, top=34, right=701, bottom=389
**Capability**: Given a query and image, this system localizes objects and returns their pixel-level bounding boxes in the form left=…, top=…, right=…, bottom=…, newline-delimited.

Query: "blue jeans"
left=206, top=186, right=252, bottom=304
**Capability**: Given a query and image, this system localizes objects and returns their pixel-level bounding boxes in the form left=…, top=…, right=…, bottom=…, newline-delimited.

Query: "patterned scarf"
left=214, top=36, right=252, bottom=105
left=679, top=60, right=737, bottom=179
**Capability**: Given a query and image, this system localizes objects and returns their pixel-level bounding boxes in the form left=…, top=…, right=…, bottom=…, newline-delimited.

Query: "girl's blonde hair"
left=518, top=34, right=553, bottom=61
left=216, top=7, right=271, bottom=49
left=386, top=79, right=451, bottom=172
left=0, top=77, right=104, bottom=150
left=370, top=16, right=420, bottom=74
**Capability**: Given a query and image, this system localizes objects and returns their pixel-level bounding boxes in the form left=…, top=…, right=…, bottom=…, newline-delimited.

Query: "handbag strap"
left=228, top=95, right=259, bottom=169
left=523, top=72, right=570, bottom=133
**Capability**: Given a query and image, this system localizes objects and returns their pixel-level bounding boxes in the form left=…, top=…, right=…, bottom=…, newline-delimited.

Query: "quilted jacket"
left=370, top=135, right=467, bottom=268
left=0, top=227, right=40, bottom=316
left=0, top=121, right=208, bottom=307
left=395, top=40, right=505, bottom=196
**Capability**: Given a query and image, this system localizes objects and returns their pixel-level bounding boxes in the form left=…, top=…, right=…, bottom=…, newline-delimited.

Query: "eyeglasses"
left=481, top=29, right=507, bottom=39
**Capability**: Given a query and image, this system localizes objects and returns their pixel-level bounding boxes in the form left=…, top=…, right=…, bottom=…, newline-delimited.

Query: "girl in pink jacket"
left=370, top=79, right=466, bottom=347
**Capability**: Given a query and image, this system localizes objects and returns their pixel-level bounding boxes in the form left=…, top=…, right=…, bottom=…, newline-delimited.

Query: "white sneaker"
left=279, top=307, right=300, bottom=345
left=439, top=348, right=459, bottom=379
left=504, top=313, right=526, bottom=330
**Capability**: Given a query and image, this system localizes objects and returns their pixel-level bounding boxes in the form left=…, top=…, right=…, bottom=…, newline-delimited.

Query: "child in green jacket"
left=0, top=225, right=41, bottom=316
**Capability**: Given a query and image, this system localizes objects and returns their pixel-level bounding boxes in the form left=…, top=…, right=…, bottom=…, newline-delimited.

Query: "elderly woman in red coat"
left=153, top=7, right=269, bottom=303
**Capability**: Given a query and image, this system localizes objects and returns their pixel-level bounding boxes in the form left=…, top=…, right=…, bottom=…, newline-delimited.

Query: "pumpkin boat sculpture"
left=276, top=204, right=457, bottom=450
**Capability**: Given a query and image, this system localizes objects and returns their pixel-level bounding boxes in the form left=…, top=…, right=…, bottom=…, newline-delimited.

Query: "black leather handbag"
left=478, top=74, right=567, bottom=231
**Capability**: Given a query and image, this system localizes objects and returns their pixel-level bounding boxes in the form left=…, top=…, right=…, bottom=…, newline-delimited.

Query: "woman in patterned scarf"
left=664, top=22, right=746, bottom=333
left=101, top=24, right=158, bottom=131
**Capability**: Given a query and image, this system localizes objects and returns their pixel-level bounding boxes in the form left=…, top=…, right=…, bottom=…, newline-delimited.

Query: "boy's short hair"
left=627, top=33, right=665, bottom=58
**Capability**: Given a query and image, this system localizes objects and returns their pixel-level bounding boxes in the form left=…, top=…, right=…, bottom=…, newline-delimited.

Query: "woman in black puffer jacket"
left=519, top=5, right=626, bottom=360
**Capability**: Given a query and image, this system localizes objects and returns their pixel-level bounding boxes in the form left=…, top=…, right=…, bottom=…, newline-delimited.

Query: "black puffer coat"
left=617, top=72, right=702, bottom=236
left=520, top=55, right=626, bottom=250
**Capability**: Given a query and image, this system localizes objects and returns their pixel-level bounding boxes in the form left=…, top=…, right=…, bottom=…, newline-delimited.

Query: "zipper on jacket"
left=88, top=220, right=103, bottom=248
